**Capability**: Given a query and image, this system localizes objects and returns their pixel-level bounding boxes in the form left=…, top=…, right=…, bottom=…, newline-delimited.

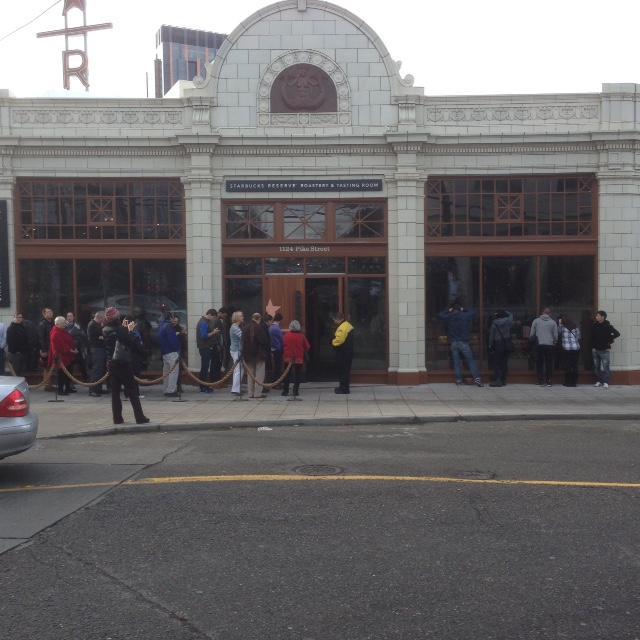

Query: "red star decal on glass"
left=266, top=299, right=281, bottom=318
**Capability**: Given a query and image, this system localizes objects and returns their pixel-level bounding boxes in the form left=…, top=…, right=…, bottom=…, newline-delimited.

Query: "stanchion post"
left=48, top=360, right=64, bottom=403
left=172, top=358, right=187, bottom=403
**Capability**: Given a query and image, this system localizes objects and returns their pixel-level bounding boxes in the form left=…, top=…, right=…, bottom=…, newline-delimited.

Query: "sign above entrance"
left=226, top=179, right=383, bottom=193
left=279, top=245, right=330, bottom=254
left=0, top=201, right=10, bottom=307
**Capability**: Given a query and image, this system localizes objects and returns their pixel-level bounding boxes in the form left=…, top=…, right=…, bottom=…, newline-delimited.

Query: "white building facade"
left=1, top=0, right=639, bottom=384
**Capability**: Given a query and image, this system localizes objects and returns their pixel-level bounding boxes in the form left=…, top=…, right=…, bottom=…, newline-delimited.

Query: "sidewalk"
left=30, top=381, right=640, bottom=439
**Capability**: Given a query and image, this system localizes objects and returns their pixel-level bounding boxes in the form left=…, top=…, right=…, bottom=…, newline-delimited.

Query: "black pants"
left=282, top=362, right=303, bottom=396
left=271, top=350, right=283, bottom=384
left=337, top=354, right=353, bottom=392
left=564, top=350, right=580, bottom=386
left=492, top=347, right=510, bottom=384
left=57, top=368, right=72, bottom=395
left=109, top=361, right=146, bottom=423
left=536, top=345, right=555, bottom=384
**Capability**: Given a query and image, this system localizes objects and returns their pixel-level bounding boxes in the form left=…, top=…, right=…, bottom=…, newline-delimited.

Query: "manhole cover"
left=293, top=464, right=344, bottom=476
left=450, top=470, right=496, bottom=480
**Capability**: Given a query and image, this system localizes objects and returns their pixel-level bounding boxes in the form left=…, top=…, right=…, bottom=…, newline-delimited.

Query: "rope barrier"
left=58, top=362, right=110, bottom=388
left=180, top=358, right=239, bottom=389
left=134, top=357, right=181, bottom=385
left=243, top=360, right=293, bottom=390
left=6, top=360, right=56, bottom=391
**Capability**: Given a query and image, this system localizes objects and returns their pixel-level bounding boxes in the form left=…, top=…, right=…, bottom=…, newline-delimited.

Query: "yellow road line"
left=1, top=474, right=640, bottom=495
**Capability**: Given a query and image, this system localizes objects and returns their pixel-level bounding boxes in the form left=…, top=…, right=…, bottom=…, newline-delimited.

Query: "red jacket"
left=49, top=326, right=76, bottom=367
left=283, top=331, right=310, bottom=364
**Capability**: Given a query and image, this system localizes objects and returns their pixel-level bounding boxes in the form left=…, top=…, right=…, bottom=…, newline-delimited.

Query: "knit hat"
left=105, top=307, right=120, bottom=322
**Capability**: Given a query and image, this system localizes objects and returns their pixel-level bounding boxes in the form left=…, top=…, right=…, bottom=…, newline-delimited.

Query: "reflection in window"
left=336, top=203, right=384, bottom=238
left=225, top=258, right=264, bottom=275
left=283, top=204, right=326, bottom=240
left=264, top=258, right=304, bottom=274
left=77, top=260, right=130, bottom=327
left=425, top=258, right=480, bottom=371
left=347, top=278, right=386, bottom=370
left=348, top=257, right=386, bottom=274
left=19, top=259, right=74, bottom=324
left=482, top=257, right=536, bottom=372
left=226, top=205, right=274, bottom=240
left=306, top=258, right=346, bottom=273
left=225, top=278, right=263, bottom=317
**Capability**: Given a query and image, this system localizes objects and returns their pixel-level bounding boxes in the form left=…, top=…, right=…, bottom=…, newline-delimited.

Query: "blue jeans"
left=451, top=340, right=480, bottom=382
left=592, top=349, right=611, bottom=384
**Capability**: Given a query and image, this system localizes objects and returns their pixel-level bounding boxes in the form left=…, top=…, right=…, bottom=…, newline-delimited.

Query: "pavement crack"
left=43, top=542, right=216, bottom=639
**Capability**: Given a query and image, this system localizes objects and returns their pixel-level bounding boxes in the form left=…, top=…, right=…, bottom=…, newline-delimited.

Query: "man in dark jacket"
left=102, top=307, right=149, bottom=425
left=87, top=311, right=106, bottom=397
left=488, top=310, right=513, bottom=387
left=591, top=310, right=620, bottom=388
left=6, top=313, right=31, bottom=376
left=242, top=312, right=271, bottom=399
left=37, top=308, right=54, bottom=363
left=196, top=309, right=221, bottom=393
left=439, top=303, right=483, bottom=387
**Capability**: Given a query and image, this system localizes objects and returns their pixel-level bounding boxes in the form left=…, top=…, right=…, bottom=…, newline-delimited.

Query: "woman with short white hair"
left=48, top=316, right=77, bottom=396
left=281, top=319, right=310, bottom=400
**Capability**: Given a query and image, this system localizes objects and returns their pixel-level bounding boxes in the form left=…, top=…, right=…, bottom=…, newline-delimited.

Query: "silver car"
left=0, top=376, right=39, bottom=460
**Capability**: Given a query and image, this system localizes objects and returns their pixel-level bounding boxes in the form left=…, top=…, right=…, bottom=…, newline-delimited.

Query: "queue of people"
left=437, top=303, right=620, bottom=388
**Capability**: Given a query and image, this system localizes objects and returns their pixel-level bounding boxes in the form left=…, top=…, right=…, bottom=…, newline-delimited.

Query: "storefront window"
left=482, top=257, right=537, bottom=372
left=77, top=260, right=130, bottom=327
left=284, top=204, right=326, bottom=240
left=348, top=257, right=386, bottom=274
left=306, top=258, right=346, bottom=273
left=226, top=205, right=274, bottom=240
left=225, top=278, right=263, bottom=316
left=426, top=175, right=595, bottom=239
left=20, top=259, right=74, bottom=323
left=264, top=258, right=304, bottom=274
left=336, top=203, right=384, bottom=239
left=225, top=258, right=264, bottom=275
left=17, top=180, right=184, bottom=241
left=347, top=278, right=386, bottom=370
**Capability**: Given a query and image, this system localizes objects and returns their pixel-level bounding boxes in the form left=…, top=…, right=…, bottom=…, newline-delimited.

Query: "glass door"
left=305, top=277, right=341, bottom=381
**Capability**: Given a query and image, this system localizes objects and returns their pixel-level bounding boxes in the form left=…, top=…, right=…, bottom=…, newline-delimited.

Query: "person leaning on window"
left=332, top=311, right=355, bottom=394
left=488, top=309, right=513, bottom=387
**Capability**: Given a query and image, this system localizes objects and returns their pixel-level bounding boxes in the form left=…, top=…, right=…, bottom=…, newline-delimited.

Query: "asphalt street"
left=1, top=420, right=639, bottom=639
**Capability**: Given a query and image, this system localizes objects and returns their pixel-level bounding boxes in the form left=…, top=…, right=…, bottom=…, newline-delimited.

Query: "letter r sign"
left=63, top=49, right=89, bottom=90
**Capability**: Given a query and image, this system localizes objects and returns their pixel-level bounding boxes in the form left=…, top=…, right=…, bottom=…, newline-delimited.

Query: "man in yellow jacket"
left=331, top=312, right=354, bottom=394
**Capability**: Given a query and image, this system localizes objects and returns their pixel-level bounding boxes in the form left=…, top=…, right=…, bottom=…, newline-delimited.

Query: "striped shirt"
left=560, top=326, right=581, bottom=351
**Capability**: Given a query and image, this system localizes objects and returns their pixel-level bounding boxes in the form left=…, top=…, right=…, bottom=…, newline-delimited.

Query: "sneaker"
left=545, top=383, right=552, bottom=387
left=138, top=395, right=145, bottom=399
left=594, top=382, right=602, bottom=387
left=603, top=383, right=609, bottom=389
left=474, top=378, right=484, bottom=387
left=455, top=380, right=463, bottom=386
left=286, top=396, right=296, bottom=402
left=489, top=381, right=503, bottom=387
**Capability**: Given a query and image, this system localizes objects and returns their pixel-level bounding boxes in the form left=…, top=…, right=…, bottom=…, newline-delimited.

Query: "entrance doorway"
left=263, top=275, right=341, bottom=381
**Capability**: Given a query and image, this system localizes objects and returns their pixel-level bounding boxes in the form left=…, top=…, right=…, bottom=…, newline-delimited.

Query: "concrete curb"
left=39, top=411, right=640, bottom=439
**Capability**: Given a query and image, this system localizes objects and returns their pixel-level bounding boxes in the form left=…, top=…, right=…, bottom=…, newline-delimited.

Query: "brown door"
left=263, top=275, right=305, bottom=328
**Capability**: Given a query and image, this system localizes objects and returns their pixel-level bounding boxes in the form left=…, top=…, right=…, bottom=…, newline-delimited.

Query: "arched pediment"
left=258, top=51, right=351, bottom=127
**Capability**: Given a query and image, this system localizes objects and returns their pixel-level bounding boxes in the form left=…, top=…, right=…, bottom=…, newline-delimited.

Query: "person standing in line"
left=102, top=307, right=149, bottom=425
left=0, top=318, right=6, bottom=375
left=218, top=307, right=231, bottom=373
left=559, top=316, right=581, bottom=387
left=261, top=314, right=274, bottom=389
left=49, top=316, right=77, bottom=396
left=87, top=311, right=106, bottom=397
left=158, top=314, right=182, bottom=398
left=196, top=309, right=220, bottom=393
left=37, top=307, right=55, bottom=388
left=488, top=309, right=513, bottom=387
left=592, top=310, right=620, bottom=388
left=332, top=311, right=355, bottom=394
left=65, top=311, right=89, bottom=383
left=242, top=312, right=270, bottom=399
left=438, top=303, right=483, bottom=387
left=210, top=309, right=225, bottom=382
left=281, top=320, right=310, bottom=400
left=23, top=317, right=40, bottom=372
left=229, top=310, right=245, bottom=399
left=6, top=313, right=30, bottom=376
left=269, top=312, right=284, bottom=386
left=530, top=308, right=558, bottom=387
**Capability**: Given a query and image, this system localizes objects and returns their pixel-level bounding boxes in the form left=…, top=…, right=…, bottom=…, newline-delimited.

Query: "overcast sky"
left=1, top=0, right=638, bottom=98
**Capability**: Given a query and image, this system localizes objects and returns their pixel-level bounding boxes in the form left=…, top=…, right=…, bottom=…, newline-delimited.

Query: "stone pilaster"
left=386, top=147, right=426, bottom=382
left=597, top=172, right=640, bottom=375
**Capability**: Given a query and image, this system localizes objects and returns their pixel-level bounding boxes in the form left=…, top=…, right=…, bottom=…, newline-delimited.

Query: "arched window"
left=270, top=64, right=338, bottom=113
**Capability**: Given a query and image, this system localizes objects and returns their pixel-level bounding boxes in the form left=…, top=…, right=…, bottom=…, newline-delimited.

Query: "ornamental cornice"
left=10, top=108, right=184, bottom=127
left=213, top=145, right=391, bottom=156
left=422, top=103, right=600, bottom=123
left=4, top=146, right=185, bottom=157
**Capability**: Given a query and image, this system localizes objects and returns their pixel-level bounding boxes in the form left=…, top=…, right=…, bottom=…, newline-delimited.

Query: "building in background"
left=155, top=25, right=226, bottom=96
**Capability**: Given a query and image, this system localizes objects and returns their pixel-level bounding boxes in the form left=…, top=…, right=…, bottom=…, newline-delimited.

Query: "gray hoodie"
left=530, top=314, right=558, bottom=346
